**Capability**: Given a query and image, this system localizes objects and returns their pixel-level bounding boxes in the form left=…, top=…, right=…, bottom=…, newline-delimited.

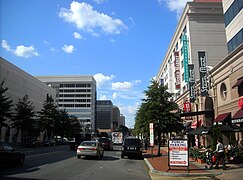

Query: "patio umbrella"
left=220, top=125, right=238, bottom=132
left=187, top=126, right=211, bottom=135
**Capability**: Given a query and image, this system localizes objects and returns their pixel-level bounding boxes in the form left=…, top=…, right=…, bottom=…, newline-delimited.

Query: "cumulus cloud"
left=112, top=81, right=133, bottom=91
left=158, top=0, right=192, bottom=18
left=59, top=1, right=128, bottom=35
left=73, top=32, right=84, bottom=39
left=1, top=40, right=39, bottom=58
left=93, top=73, right=115, bottom=88
left=62, top=44, right=75, bottom=53
left=99, top=94, right=107, bottom=100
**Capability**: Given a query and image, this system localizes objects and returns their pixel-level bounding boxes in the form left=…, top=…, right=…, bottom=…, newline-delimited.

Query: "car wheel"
left=18, top=155, right=25, bottom=166
left=77, top=155, right=81, bottom=159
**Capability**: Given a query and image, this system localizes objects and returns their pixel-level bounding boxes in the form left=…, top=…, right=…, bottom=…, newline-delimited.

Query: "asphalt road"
left=0, top=145, right=151, bottom=180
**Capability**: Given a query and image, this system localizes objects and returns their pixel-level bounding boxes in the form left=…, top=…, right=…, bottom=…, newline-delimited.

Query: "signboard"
left=183, top=102, right=191, bottom=112
left=238, top=97, right=243, bottom=109
left=198, top=52, right=209, bottom=96
left=174, top=51, right=181, bottom=89
left=168, top=139, right=188, bottom=167
left=182, top=35, right=189, bottom=82
left=188, top=64, right=195, bottom=103
left=149, top=123, right=154, bottom=147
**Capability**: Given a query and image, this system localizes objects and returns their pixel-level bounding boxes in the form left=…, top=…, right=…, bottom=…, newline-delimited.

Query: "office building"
left=0, top=57, right=56, bottom=142
left=96, top=100, right=113, bottom=132
left=36, top=76, right=97, bottom=133
left=112, top=105, right=120, bottom=130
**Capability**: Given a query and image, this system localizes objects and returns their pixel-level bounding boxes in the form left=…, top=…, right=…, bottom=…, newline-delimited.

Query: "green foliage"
left=11, top=95, right=36, bottom=145
left=134, top=80, right=182, bottom=156
left=0, top=80, right=13, bottom=128
left=211, top=125, right=222, bottom=150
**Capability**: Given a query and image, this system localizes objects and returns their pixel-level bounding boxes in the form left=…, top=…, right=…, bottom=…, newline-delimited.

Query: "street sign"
left=168, top=139, right=189, bottom=167
left=149, top=123, right=154, bottom=147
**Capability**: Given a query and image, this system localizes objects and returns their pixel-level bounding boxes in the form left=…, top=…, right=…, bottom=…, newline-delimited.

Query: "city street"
left=0, top=145, right=151, bottom=180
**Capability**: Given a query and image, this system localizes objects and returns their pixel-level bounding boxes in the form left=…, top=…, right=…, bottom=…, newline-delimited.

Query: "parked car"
left=0, top=141, right=25, bottom=167
left=49, top=139, right=56, bottom=146
left=76, top=141, right=104, bottom=159
left=26, top=137, right=42, bottom=148
left=121, top=138, right=143, bottom=159
left=42, top=139, right=51, bottom=147
left=98, top=137, right=113, bottom=150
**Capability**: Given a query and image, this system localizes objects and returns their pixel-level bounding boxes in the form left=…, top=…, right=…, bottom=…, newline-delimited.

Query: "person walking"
left=214, top=138, right=226, bottom=170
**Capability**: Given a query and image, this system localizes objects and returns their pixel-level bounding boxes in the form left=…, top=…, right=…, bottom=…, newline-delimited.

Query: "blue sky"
left=0, top=0, right=190, bottom=128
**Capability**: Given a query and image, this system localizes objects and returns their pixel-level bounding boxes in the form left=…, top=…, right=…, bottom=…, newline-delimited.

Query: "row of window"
left=227, top=28, right=243, bottom=53
left=59, top=89, right=91, bottom=93
left=224, top=0, right=243, bottom=27
left=59, top=104, right=91, bottom=107
left=59, top=84, right=92, bottom=88
left=64, top=109, right=92, bottom=112
left=59, top=94, right=91, bottom=97
left=59, top=99, right=91, bottom=102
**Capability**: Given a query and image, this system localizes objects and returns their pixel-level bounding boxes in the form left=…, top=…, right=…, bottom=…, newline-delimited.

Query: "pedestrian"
left=213, top=138, right=226, bottom=170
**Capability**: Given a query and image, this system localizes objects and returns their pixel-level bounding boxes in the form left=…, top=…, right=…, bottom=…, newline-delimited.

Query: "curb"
left=144, top=158, right=222, bottom=177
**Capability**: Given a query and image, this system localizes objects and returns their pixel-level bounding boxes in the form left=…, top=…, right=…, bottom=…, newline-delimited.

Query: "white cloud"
left=59, top=1, right=128, bottom=35
left=1, top=40, right=11, bottom=51
left=94, top=73, right=115, bottom=88
left=62, top=44, right=75, bottom=53
left=99, top=94, right=107, bottom=100
left=158, top=0, right=192, bottom=18
left=112, top=81, right=133, bottom=91
left=112, top=92, right=118, bottom=99
left=1, top=40, right=39, bottom=58
left=93, top=0, right=107, bottom=4
left=73, top=32, right=84, bottom=39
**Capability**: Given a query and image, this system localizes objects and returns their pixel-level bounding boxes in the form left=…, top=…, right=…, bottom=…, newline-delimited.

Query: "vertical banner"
left=198, top=52, right=209, bottom=96
left=188, top=64, right=195, bottom=103
left=174, top=51, right=181, bottom=89
left=149, top=123, right=154, bottom=147
left=182, top=35, right=189, bottom=82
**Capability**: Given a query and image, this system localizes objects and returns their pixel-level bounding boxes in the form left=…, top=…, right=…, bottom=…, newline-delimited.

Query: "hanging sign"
left=183, top=35, right=189, bottom=82
left=149, top=123, right=154, bottom=147
left=174, top=51, right=181, bottom=89
left=188, top=64, right=195, bottom=103
left=198, top=52, right=209, bottom=96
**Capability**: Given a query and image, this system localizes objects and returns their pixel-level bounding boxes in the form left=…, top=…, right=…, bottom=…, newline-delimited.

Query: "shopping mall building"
left=156, top=0, right=242, bottom=146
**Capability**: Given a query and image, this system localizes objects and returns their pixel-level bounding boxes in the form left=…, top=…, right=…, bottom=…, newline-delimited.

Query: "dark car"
left=98, top=137, right=113, bottom=150
left=26, top=137, right=42, bottom=148
left=0, top=141, right=25, bottom=167
left=121, top=138, right=143, bottom=159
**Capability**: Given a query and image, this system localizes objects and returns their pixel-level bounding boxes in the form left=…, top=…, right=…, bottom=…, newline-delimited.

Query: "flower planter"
left=197, top=158, right=205, bottom=164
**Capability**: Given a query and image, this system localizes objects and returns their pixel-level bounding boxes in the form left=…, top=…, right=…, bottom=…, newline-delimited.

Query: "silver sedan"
left=76, top=141, right=104, bottom=159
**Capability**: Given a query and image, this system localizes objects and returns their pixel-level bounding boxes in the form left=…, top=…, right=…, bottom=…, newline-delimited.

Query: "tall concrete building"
left=112, top=105, right=120, bottom=130
left=0, top=57, right=56, bottom=142
left=156, top=0, right=227, bottom=99
left=96, top=100, right=113, bottom=132
left=119, top=114, right=125, bottom=127
left=36, top=76, right=96, bottom=133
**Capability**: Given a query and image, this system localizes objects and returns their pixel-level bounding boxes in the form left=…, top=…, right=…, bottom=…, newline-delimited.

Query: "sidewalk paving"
left=143, top=146, right=243, bottom=180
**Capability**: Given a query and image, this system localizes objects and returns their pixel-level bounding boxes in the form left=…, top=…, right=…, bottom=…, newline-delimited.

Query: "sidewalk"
left=143, top=146, right=243, bottom=179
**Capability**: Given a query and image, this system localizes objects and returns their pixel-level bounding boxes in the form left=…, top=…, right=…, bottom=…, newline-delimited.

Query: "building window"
left=224, top=0, right=243, bottom=27
left=220, top=83, right=227, bottom=101
left=238, top=84, right=243, bottom=97
left=227, top=28, right=243, bottom=53
left=182, top=73, right=184, bottom=82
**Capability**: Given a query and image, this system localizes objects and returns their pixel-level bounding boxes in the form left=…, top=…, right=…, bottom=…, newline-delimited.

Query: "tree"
left=67, top=116, right=81, bottom=137
left=11, top=95, right=36, bottom=146
left=38, top=94, right=59, bottom=139
left=135, top=80, right=181, bottom=156
left=0, top=80, right=13, bottom=139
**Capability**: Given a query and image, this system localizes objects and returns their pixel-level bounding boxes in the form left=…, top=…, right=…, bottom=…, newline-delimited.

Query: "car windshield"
left=124, top=139, right=140, bottom=146
left=80, top=142, right=96, bottom=147
left=98, top=138, right=109, bottom=143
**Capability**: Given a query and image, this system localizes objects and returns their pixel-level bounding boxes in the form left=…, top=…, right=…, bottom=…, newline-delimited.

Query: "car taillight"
left=90, top=148, right=97, bottom=151
left=77, top=148, right=83, bottom=151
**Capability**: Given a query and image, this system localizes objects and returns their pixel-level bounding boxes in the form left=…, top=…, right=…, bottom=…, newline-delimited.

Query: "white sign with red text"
left=149, top=123, right=154, bottom=147
left=169, top=140, right=188, bottom=166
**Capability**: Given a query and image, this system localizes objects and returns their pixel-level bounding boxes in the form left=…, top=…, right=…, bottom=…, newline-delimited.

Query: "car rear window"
left=80, top=142, right=96, bottom=146
left=124, top=139, right=140, bottom=146
left=98, top=138, right=109, bottom=143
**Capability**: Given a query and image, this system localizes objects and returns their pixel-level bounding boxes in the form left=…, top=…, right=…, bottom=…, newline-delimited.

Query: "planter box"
left=197, top=158, right=205, bottom=164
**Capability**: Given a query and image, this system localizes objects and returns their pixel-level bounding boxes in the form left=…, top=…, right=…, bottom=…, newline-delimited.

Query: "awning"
left=232, top=109, right=243, bottom=123
left=232, top=77, right=243, bottom=88
left=214, top=112, right=231, bottom=124
left=187, top=126, right=211, bottom=135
